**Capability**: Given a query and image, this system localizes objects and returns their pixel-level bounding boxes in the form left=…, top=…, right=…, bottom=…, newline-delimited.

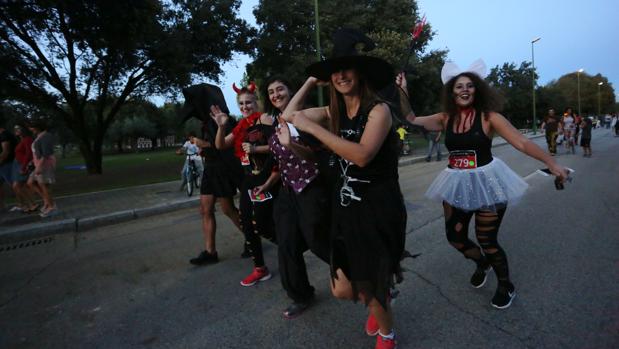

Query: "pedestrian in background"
left=540, top=108, right=560, bottom=155
left=27, top=119, right=58, bottom=217
left=579, top=117, right=593, bottom=157
left=425, top=129, right=442, bottom=162
left=12, top=124, right=37, bottom=212
left=0, top=115, right=18, bottom=211
left=396, top=124, right=409, bottom=155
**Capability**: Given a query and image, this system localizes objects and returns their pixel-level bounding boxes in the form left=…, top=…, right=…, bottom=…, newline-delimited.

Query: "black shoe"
left=470, top=266, right=491, bottom=288
left=491, top=283, right=516, bottom=309
left=436, top=155, right=442, bottom=161
left=190, top=250, right=219, bottom=265
left=240, top=246, right=252, bottom=259
left=425, top=156, right=431, bottom=162
left=283, top=299, right=312, bottom=320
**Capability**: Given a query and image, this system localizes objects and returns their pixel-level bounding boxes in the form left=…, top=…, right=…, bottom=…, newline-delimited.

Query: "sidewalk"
left=0, top=133, right=544, bottom=245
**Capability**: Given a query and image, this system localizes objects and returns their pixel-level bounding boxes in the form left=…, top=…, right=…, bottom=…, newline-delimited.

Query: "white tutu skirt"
left=425, top=157, right=528, bottom=211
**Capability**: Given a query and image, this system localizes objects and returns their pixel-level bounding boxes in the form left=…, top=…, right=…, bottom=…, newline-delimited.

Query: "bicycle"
left=183, top=153, right=202, bottom=196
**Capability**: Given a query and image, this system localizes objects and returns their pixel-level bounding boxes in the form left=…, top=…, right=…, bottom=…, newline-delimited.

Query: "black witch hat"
left=180, top=83, right=230, bottom=123
left=305, top=28, right=394, bottom=90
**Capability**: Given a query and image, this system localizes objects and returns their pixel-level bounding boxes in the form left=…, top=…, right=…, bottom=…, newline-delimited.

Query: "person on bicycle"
left=176, top=132, right=203, bottom=191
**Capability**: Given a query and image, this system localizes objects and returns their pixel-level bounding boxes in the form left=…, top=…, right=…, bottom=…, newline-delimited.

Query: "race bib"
left=448, top=150, right=477, bottom=169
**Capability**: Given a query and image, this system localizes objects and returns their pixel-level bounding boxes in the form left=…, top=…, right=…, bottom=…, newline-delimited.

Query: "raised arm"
left=293, top=103, right=392, bottom=167
left=395, top=71, right=445, bottom=131
left=489, top=112, right=568, bottom=180
left=281, top=76, right=329, bottom=124
left=210, top=105, right=235, bottom=149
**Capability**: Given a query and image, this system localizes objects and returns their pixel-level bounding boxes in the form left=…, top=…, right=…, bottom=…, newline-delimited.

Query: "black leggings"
left=239, top=173, right=277, bottom=268
left=443, top=202, right=512, bottom=287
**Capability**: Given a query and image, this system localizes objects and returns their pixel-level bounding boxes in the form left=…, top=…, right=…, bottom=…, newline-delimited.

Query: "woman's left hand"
left=253, top=184, right=268, bottom=195
left=276, top=116, right=292, bottom=146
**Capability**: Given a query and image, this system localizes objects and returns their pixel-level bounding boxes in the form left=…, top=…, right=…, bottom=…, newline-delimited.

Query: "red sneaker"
left=240, top=266, right=272, bottom=287
left=365, top=313, right=379, bottom=336
left=375, top=334, right=397, bottom=349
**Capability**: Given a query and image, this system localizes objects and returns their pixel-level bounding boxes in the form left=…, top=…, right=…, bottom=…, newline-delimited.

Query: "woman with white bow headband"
left=396, top=59, right=568, bottom=309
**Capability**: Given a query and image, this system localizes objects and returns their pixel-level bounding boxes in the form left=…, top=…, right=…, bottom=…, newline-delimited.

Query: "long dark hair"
left=328, top=71, right=379, bottom=135
left=441, top=72, right=503, bottom=120
left=262, top=75, right=294, bottom=116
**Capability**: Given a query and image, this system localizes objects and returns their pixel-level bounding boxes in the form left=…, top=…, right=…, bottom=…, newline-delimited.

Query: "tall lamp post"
left=531, top=37, right=541, bottom=134
left=577, top=68, right=584, bottom=116
left=597, top=82, right=604, bottom=117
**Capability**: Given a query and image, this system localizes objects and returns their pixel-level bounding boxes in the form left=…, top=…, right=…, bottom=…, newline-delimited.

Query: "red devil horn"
left=232, top=83, right=241, bottom=94
left=248, top=81, right=256, bottom=93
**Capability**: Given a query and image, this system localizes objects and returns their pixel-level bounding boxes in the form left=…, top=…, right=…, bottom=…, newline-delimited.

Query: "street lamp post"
left=531, top=37, right=541, bottom=134
left=598, top=82, right=604, bottom=117
left=577, top=68, right=584, bottom=116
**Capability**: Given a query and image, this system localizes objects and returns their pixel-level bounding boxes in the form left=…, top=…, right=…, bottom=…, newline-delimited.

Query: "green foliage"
left=541, top=72, right=616, bottom=116
left=0, top=0, right=255, bottom=173
left=487, top=61, right=536, bottom=128
left=248, top=0, right=446, bottom=112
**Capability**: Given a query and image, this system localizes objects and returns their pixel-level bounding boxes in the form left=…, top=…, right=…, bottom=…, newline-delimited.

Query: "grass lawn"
left=54, top=148, right=183, bottom=196
left=2, top=132, right=435, bottom=200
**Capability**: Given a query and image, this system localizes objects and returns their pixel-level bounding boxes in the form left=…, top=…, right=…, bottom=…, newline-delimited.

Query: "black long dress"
left=327, top=101, right=407, bottom=308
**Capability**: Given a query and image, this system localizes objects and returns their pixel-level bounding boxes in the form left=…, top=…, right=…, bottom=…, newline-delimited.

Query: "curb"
left=1, top=134, right=545, bottom=245
left=0, top=198, right=199, bottom=245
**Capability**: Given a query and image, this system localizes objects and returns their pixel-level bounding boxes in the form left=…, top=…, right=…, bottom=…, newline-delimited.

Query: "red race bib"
left=448, top=150, right=477, bottom=169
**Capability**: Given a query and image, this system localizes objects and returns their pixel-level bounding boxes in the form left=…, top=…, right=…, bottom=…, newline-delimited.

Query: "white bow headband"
left=441, top=59, right=488, bottom=84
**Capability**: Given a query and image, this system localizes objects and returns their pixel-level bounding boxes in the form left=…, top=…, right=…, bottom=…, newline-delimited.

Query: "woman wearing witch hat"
left=283, top=29, right=405, bottom=349
left=398, top=60, right=568, bottom=309
left=181, top=84, right=247, bottom=266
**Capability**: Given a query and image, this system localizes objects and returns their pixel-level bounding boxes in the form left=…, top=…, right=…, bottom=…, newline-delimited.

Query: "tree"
left=0, top=0, right=255, bottom=173
left=248, top=0, right=446, bottom=113
left=541, top=72, right=616, bottom=116
left=487, top=61, right=537, bottom=128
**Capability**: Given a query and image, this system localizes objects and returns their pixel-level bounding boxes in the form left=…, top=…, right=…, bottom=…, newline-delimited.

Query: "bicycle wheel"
left=186, top=169, right=194, bottom=196
left=193, top=169, right=201, bottom=189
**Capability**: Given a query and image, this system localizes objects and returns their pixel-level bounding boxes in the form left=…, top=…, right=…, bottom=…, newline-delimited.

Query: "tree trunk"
left=79, top=139, right=103, bottom=174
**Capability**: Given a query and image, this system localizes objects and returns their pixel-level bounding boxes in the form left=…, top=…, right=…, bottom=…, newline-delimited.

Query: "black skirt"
left=330, top=178, right=407, bottom=309
left=200, top=160, right=243, bottom=197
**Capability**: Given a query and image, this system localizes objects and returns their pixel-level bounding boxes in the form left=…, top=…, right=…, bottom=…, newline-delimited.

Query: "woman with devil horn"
left=211, top=82, right=280, bottom=287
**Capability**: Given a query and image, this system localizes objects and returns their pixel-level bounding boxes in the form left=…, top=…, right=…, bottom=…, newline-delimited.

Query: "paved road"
left=1, top=129, right=617, bottom=349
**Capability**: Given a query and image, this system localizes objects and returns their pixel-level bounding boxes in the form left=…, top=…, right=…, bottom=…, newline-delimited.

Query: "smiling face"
left=267, top=81, right=291, bottom=112
left=453, top=75, right=475, bottom=108
left=331, top=68, right=359, bottom=95
left=237, top=92, right=257, bottom=117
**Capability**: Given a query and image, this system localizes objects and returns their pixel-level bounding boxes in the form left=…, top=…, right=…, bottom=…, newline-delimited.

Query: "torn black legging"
left=239, top=171, right=277, bottom=268
left=442, top=202, right=512, bottom=287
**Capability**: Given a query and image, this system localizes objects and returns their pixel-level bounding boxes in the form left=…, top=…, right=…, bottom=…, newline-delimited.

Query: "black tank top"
left=445, top=110, right=493, bottom=167
left=335, top=101, right=400, bottom=181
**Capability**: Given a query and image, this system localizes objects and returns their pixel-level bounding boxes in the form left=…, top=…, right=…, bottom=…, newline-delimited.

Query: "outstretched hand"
left=210, top=105, right=229, bottom=127
left=549, top=163, right=569, bottom=183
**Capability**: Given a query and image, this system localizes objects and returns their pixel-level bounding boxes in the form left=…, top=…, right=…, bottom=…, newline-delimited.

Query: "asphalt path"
left=1, top=128, right=617, bottom=349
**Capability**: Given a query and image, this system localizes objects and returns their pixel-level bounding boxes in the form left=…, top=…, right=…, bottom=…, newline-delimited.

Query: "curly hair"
left=441, top=72, right=504, bottom=119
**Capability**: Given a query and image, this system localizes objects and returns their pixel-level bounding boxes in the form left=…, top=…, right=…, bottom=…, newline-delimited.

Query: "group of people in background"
left=541, top=107, right=604, bottom=158
left=0, top=118, right=57, bottom=217
left=180, top=29, right=569, bottom=349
